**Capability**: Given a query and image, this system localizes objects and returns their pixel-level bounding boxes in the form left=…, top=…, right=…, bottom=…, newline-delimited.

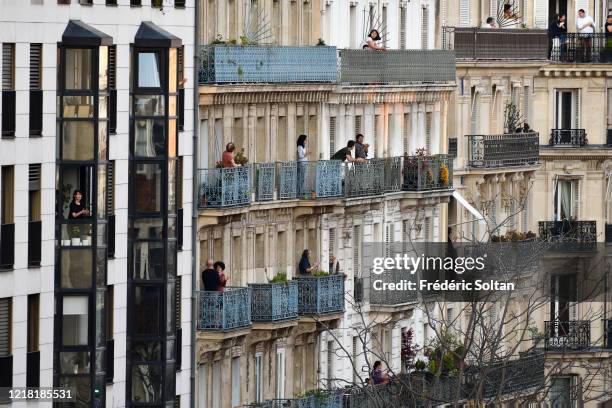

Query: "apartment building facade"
left=0, top=1, right=195, bottom=407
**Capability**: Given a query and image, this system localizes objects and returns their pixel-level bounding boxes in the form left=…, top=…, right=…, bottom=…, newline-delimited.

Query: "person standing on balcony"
left=576, top=9, right=595, bottom=62
left=222, top=142, right=238, bottom=168
left=371, top=361, right=389, bottom=385
left=298, top=249, right=319, bottom=275
left=481, top=17, right=496, bottom=28
left=213, top=261, right=228, bottom=292
left=355, top=134, right=369, bottom=160
left=202, top=258, right=220, bottom=291
left=549, top=14, right=567, bottom=60
left=331, top=140, right=364, bottom=163
left=68, top=190, right=90, bottom=219
left=296, top=134, right=309, bottom=197
left=604, top=15, right=612, bottom=62
left=364, top=29, right=386, bottom=51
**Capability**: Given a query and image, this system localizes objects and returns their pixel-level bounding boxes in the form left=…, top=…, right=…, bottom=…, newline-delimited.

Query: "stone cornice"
left=331, top=86, right=455, bottom=105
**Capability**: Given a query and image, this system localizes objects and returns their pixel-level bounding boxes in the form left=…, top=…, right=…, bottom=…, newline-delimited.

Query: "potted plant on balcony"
left=234, top=148, right=249, bottom=166
left=439, top=162, right=449, bottom=186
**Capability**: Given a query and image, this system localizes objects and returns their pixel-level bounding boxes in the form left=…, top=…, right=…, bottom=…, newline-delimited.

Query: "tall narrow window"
left=28, top=164, right=42, bottom=267
left=329, top=117, right=336, bottom=158
left=177, top=46, right=185, bottom=132
left=1, top=166, right=15, bottom=269
left=275, top=349, right=285, bottom=398
left=354, top=115, right=362, bottom=135
left=131, top=0, right=141, bottom=5
left=231, top=357, right=241, bottom=405
left=382, top=6, right=388, bottom=47
left=30, top=44, right=43, bottom=136
left=255, top=352, right=263, bottom=402
left=326, top=341, right=334, bottom=389
left=399, top=6, right=407, bottom=49
left=106, top=285, right=114, bottom=382
left=421, top=6, right=429, bottom=49
left=107, top=161, right=115, bottom=258
left=26, top=294, right=40, bottom=387
left=0, top=297, right=11, bottom=388
left=177, top=157, right=184, bottom=249
left=109, top=45, right=117, bottom=134
left=2, top=44, right=16, bottom=137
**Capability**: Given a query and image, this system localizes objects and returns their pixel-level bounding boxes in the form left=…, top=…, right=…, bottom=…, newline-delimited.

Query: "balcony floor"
left=196, top=326, right=252, bottom=341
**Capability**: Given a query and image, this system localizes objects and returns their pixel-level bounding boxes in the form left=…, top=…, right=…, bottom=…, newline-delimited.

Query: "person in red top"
left=213, top=261, right=228, bottom=292
left=222, top=143, right=238, bottom=168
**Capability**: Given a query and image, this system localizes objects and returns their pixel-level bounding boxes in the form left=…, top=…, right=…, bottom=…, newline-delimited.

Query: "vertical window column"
left=30, top=44, right=43, bottom=136
left=0, top=297, right=12, bottom=391
left=2, top=44, right=15, bottom=138
left=27, top=294, right=40, bottom=387
left=28, top=164, right=42, bottom=266
left=0, top=166, right=15, bottom=269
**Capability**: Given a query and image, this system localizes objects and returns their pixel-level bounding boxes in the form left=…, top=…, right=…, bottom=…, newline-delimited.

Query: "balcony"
left=249, top=281, right=298, bottom=324
left=549, top=129, right=587, bottom=147
left=544, top=320, right=591, bottom=351
left=467, top=132, right=539, bottom=168
left=296, top=274, right=345, bottom=316
left=198, top=156, right=453, bottom=209
left=370, top=270, right=418, bottom=309
left=199, top=45, right=338, bottom=84
left=538, top=221, right=597, bottom=251
left=197, top=287, right=252, bottom=332
left=244, top=392, right=342, bottom=408
left=338, top=49, right=455, bottom=84
left=443, top=27, right=549, bottom=59
left=0, top=223, right=15, bottom=270
left=402, top=154, right=453, bottom=191
left=551, top=33, right=611, bottom=63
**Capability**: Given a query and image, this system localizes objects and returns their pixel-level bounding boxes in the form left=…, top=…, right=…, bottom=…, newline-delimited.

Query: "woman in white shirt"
left=364, top=29, right=386, bottom=51
left=297, top=134, right=308, bottom=197
left=297, top=134, right=308, bottom=162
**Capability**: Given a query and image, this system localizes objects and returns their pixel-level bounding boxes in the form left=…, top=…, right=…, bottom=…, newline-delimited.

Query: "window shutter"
left=421, top=6, right=429, bottom=50
left=471, top=92, right=480, bottom=135
left=459, top=0, right=470, bottom=27
left=534, top=0, right=548, bottom=28
left=352, top=336, right=358, bottom=383
left=491, top=199, right=497, bottom=226
left=523, top=87, right=530, bottom=125
left=399, top=6, right=407, bottom=49
left=354, top=115, right=362, bottom=134
left=574, top=90, right=581, bottom=129
left=176, top=276, right=181, bottom=329
left=108, top=45, right=116, bottom=90
left=29, top=44, right=42, bottom=90
left=424, top=217, right=431, bottom=241
left=328, top=228, right=336, bottom=258
left=329, top=117, right=336, bottom=158
left=353, top=225, right=360, bottom=275
left=490, top=0, right=498, bottom=19
left=403, top=113, right=410, bottom=154
left=384, top=225, right=391, bottom=257
left=28, top=164, right=41, bottom=191
left=374, top=115, right=379, bottom=143
left=0, top=298, right=10, bottom=356
left=107, top=161, right=114, bottom=215
left=425, top=113, right=432, bottom=153
left=2, top=44, right=15, bottom=90
left=572, top=180, right=580, bottom=219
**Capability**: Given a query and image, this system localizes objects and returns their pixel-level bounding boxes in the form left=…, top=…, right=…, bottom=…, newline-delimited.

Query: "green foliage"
left=414, top=359, right=427, bottom=371
left=268, top=272, right=288, bottom=284
left=312, top=270, right=330, bottom=277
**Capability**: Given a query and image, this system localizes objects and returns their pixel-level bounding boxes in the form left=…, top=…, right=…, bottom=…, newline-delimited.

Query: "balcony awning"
left=62, top=20, right=113, bottom=46
left=135, top=21, right=181, bottom=48
left=452, top=191, right=486, bottom=226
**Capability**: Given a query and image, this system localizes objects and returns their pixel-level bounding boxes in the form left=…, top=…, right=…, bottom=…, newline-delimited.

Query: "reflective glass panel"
left=132, top=241, right=164, bottom=280
left=60, top=376, right=91, bottom=403
left=131, top=340, right=162, bottom=362
left=134, top=119, right=165, bottom=157
left=61, top=249, right=92, bottom=288
left=134, top=163, right=162, bottom=213
left=131, top=364, right=161, bottom=403
left=60, top=351, right=91, bottom=374
left=99, top=46, right=108, bottom=91
left=138, top=52, right=161, bottom=88
left=62, top=121, right=94, bottom=161
left=65, top=48, right=92, bottom=90
left=132, top=218, right=163, bottom=239
left=133, top=286, right=160, bottom=335
left=169, top=48, right=177, bottom=93
left=62, top=295, right=89, bottom=345
left=63, top=96, right=94, bottom=118
left=135, top=95, right=165, bottom=116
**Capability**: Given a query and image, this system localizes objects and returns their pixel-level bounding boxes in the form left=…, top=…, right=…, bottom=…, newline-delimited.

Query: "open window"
left=554, top=179, right=579, bottom=221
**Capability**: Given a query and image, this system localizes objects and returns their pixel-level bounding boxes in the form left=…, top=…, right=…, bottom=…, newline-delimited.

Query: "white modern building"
left=0, top=1, right=195, bottom=407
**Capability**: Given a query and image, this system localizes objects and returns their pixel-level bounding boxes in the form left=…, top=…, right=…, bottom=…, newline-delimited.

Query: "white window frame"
left=275, top=348, right=285, bottom=399
left=255, top=352, right=263, bottom=403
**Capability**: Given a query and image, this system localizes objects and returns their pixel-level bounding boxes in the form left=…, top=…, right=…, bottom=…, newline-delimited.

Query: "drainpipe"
left=191, top=0, right=200, bottom=406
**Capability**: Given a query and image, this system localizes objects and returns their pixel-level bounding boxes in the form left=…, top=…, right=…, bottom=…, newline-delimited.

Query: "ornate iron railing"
left=467, top=132, right=539, bottom=168
left=296, top=160, right=343, bottom=199
left=370, top=270, right=418, bottom=305
left=383, top=157, right=403, bottom=192
left=244, top=392, right=342, bottom=408
left=538, top=221, right=597, bottom=251
left=443, top=27, right=549, bottom=59
left=249, top=281, right=298, bottom=322
left=197, top=287, right=252, bottom=331
left=199, top=45, right=338, bottom=84
left=549, top=129, right=587, bottom=147
left=402, top=154, right=453, bottom=191
left=199, top=167, right=252, bottom=208
left=544, top=320, right=591, bottom=350
left=254, top=162, right=276, bottom=201
left=338, top=49, right=455, bottom=84
left=550, top=33, right=610, bottom=63
left=296, top=274, right=345, bottom=315
left=279, top=161, right=298, bottom=199
left=343, top=159, right=385, bottom=198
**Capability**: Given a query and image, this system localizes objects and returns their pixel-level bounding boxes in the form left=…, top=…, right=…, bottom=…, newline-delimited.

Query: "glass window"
left=98, top=121, right=108, bottom=160
left=62, top=121, right=94, bottom=161
left=61, top=166, right=93, bottom=219
left=134, top=286, right=160, bottom=335
left=131, top=364, right=162, bottom=403
left=166, top=282, right=175, bottom=333
left=138, top=52, right=161, bottom=88
left=132, top=241, right=164, bottom=280
left=168, top=160, right=176, bottom=213
left=61, top=249, right=93, bottom=288
left=135, top=95, right=165, bottom=116
left=99, top=46, right=108, bottom=91
left=60, top=376, right=91, bottom=403
left=62, top=296, right=89, bottom=345
left=134, top=119, right=165, bottom=157
left=63, top=96, right=94, bottom=118
left=169, top=48, right=177, bottom=93
left=65, top=48, right=92, bottom=90
left=134, top=163, right=162, bottom=213
left=97, top=165, right=107, bottom=219
left=131, top=340, right=162, bottom=362
left=132, top=218, right=163, bottom=239
left=60, top=351, right=91, bottom=374
left=167, top=217, right=176, bottom=239
left=95, top=292, right=105, bottom=348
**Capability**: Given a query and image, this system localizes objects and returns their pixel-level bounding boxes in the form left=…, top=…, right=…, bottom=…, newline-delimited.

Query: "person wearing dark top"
left=298, top=249, right=318, bottom=275
left=214, top=261, right=228, bottom=291
left=371, top=361, right=388, bottom=385
left=331, top=140, right=363, bottom=162
left=605, top=15, right=612, bottom=62
left=354, top=134, right=369, bottom=160
left=68, top=190, right=90, bottom=219
left=201, top=258, right=221, bottom=291
left=549, top=14, right=567, bottom=60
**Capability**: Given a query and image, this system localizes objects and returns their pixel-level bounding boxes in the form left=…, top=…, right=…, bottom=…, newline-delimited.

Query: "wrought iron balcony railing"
left=538, top=221, right=597, bottom=250
left=296, top=274, right=345, bottom=315
left=402, top=154, right=453, bottom=191
left=199, top=156, right=453, bottom=208
left=197, top=287, right=252, bottom=331
left=338, top=49, right=455, bottom=84
left=243, top=392, right=343, bottom=408
left=199, top=45, right=338, bottom=84
left=550, top=33, right=611, bottom=63
left=370, top=270, right=418, bottom=306
left=199, top=45, right=455, bottom=85
left=544, top=320, right=591, bottom=350
left=549, top=129, right=587, bottom=147
left=442, top=27, right=550, bottom=59
left=249, top=281, right=298, bottom=322
left=467, top=132, right=539, bottom=168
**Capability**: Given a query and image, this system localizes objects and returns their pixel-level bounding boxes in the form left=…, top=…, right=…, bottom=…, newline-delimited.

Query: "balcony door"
left=550, top=273, right=577, bottom=336
left=555, top=90, right=578, bottom=130
left=554, top=179, right=579, bottom=221
left=549, top=0, right=568, bottom=23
